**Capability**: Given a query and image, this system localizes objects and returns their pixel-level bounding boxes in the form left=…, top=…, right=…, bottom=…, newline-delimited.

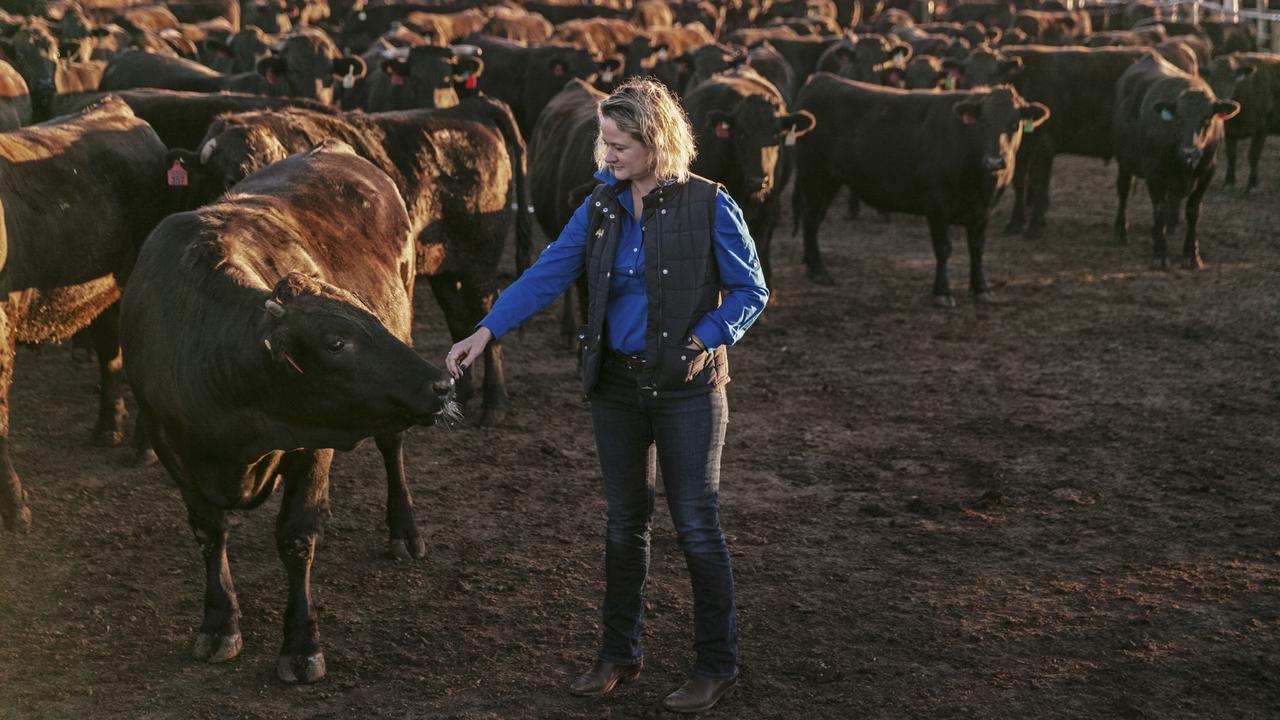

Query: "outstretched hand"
left=446, top=327, right=493, bottom=379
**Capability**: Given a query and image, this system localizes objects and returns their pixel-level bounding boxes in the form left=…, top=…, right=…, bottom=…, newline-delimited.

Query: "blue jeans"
left=588, top=363, right=738, bottom=679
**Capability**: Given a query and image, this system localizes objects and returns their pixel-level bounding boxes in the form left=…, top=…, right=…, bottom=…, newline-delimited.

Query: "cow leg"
left=459, top=275, right=507, bottom=427
left=1223, top=135, right=1239, bottom=187
left=965, top=219, right=994, bottom=303
left=1004, top=145, right=1030, bottom=234
left=1113, top=166, right=1134, bottom=244
left=926, top=214, right=955, bottom=307
left=426, top=274, right=479, bottom=407
left=798, top=178, right=839, bottom=285
left=1246, top=132, right=1265, bottom=192
left=378, top=432, right=425, bottom=561
left=1182, top=171, right=1212, bottom=270
left=0, top=313, right=29, bottom=533
left=87, top=303, right=127, bottom=447
left=173, top=467, right=244, bottom=664
left=275, top=449, right=332, bottom=684
left=1024, top=139, right=1054, bottom=240
left=1147, top=179, right=1170, bottom=270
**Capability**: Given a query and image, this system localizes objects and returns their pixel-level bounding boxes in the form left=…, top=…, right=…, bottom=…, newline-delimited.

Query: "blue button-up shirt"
left=479, top=169, right=769, bottom=355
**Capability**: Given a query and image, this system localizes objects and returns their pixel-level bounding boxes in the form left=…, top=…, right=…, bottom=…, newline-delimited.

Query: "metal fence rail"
left=1077, top=0, right=1280, bottom=51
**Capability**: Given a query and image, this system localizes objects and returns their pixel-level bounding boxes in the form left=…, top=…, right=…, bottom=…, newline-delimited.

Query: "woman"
left=446, top=77, right=768, bottom=714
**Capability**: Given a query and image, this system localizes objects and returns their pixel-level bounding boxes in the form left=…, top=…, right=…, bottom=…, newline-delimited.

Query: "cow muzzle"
left=1181, top=148, right=1202, bottom=168
left=983, top=155, right=1007, bottom=172
left=428, top=377, right=463, bottom=427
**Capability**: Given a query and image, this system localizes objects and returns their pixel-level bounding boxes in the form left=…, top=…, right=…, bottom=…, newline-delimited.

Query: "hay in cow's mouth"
left=435, top=400, right=464, bottom=429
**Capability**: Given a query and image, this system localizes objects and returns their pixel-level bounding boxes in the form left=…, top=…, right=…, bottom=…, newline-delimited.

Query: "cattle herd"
left=0, top=0, right=1276, bottom=687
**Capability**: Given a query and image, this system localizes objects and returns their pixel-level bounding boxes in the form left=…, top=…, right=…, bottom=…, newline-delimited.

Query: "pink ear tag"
left=553, top=63, right=565, bottom=77
left=167, top=160, right=188, bottom=187
left=962, top=113, right=977, bottom=126
left=715, top=121, right=730, bottom=139
left=265, top=68, right=278, bottom=84
left=390, top=73, right=405, bottom=86
left=465, top=74, right=477, bottom=89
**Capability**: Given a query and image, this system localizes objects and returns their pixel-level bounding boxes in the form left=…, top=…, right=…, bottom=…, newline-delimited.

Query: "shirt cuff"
left=691, top=317, right=726, bottom=352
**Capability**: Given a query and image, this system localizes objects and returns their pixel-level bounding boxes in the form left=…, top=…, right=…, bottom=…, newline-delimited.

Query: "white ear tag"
left=342, top=67, right=356, bottom=89
left=785, top=129, right=797, bottom=147
left=657, top=48, right=669, bottom=61
left=600, top=69, right=614, bottom=82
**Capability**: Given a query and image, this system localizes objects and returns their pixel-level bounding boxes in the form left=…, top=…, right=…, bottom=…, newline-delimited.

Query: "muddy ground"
left=1, top=145, right=1279, bottom=720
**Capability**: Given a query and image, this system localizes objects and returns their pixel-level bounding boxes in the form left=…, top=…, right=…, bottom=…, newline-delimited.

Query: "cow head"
left=12, top=24, right=59, bottom=113
left=905, top=56, right=947, bottom=90
left=953, top=48, right=1022, bottom=88
left=166, top=121, right=291, bottom=208
left=1150, top=88, right=1239, bottom=169
left=259, top=272, right=457, bottom=446
left=953, top=87, right=1050, bottom=176
left=374, top=44, right=459, bottom=110
left=828, top=36, right=912, bottom=85
left=1206, top=56, right=1256, bottom=108
left=257, top=30, right=343, bottom=104
left=702, top=93, right=815, bottom=202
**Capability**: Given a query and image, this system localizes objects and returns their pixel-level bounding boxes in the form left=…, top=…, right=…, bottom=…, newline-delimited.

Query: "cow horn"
left=264, top=299, right=285, bottom=317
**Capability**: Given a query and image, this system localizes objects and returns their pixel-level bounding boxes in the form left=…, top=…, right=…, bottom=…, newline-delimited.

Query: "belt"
left=605, top=348, right=646, bottom=372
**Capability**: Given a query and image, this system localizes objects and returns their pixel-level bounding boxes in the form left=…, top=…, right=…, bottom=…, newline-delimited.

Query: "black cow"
left=172, top=107, right=515, bottom=425
left=794, top=73, right=1049, bottom=303
left=527, top=78, right=604, bottom=348
left=461, top=34, right=606, bottom=136
left=1112, top=53, right=1239, bottom=269
left=120, top=140, right=457, bottom=684
left=366, top=44, right=460, bottom=111
left=685, top=67, right=815, bottom=285
left=0, top=97, right=167, bottom=533
left=1207, top=53, right=1278, bottom=191
left=955, top=45, right=1153, bottom=238
left=0, top=59, right=31, bottom=129
left=816, top=34, right=912, bottom=85
left=100, top=49, right=276, bottom=94
left=51, top=88, right=337, bottom=148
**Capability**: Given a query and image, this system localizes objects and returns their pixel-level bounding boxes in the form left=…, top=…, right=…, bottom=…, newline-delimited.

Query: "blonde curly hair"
left=595, top=77, right=696, bottom=184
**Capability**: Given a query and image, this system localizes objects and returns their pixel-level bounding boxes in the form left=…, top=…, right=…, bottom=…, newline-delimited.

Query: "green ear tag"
left=1023, top=119, right=1035, bottom=134
left=944, top=76, right=955, bottom=90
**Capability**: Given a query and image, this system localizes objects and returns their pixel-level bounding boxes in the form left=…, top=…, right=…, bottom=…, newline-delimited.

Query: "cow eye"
left=326, top=338, right=346, bottom=353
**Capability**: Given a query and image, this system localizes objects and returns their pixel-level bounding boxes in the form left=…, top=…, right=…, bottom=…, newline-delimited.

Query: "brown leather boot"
left=662, top=674, right=737, bottom=713
left=568, top=659, right=643, bottom=697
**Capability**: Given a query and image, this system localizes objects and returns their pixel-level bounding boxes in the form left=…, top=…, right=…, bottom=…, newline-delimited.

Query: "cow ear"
left=953, top=100, right=981, bottom=125
left=256, top=56, right=288, bottom=82
left=999, top=56, right=1024, bottom=78
left=1234, top=65, right=1256, bottom=81
left=780, top=110, right=816, bottom=137
left=332, top=56, right=367, bottom=81
left=707, top=109, right=732, bottom=138
left=1213, top=99, right=1241, bottom=121
left=1020, top=101, right=1051, bottom=128
left=986, top=27, right=1003, bottom=44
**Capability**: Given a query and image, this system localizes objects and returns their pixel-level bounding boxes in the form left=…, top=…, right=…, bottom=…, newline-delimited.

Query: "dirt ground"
left=1, top=143, right=1279, bottom=720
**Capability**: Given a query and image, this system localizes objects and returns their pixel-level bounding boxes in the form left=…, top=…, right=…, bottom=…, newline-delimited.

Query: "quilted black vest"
left=578, top=174, right=728, bottom=399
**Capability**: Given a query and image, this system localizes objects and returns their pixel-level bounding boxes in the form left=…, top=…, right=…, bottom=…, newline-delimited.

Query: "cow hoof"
left=807, top=270, right=835, bottom=286
left=933, top=294, right=957, bottom=308
left=132, top=449, right=159, bottom=468
left=974, top=291, right=998, bottom=305
left=1152, top=257, right=1170, bottom=271
left=479, top=406, right=507, bottom=427
left=277, top=653, right=326, bottom=684
left=388, top=535, right=426, bottom=561
left=93, top=428, right=126, bottom=448
left=1183, top=256, right=1204, bottom=270
left=192, top=632, right=242, bottom=663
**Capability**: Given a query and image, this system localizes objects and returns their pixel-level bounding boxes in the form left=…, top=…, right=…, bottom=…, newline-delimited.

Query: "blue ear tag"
left=1160, top=108, right=1175, bottom=122
left=1023, top=119, right=1034, bottom=133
